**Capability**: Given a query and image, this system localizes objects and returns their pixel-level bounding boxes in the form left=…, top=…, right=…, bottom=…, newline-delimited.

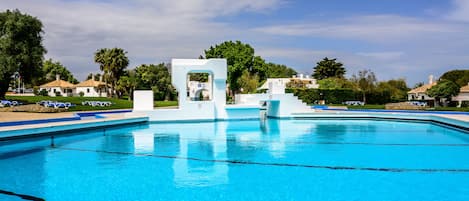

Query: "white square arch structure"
left=131, top=59, right=228, bottom=121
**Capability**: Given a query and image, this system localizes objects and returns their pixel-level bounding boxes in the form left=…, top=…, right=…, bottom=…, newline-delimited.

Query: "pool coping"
left=0, top=116, right=149, bottom=141
left=292, top=112, right=469, bottom=132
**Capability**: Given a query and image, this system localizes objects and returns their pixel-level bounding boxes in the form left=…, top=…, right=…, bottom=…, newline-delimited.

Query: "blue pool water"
left=0, top=119, right=468, bottom=201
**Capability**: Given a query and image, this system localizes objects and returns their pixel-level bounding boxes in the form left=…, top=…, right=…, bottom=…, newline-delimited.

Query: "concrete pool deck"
left=292, top=110, right=468, bottom=131
left=0, top=111, right=76, bottom=122
left=0, top=113, right=148, bottom=140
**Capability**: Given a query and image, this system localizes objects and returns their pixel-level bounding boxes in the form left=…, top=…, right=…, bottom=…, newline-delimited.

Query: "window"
left=53, top=89, right=56, bottom=93
left=87, top=88, right=90, bottom=93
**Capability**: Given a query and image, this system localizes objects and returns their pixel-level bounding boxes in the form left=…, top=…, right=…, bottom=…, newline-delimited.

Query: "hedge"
left=286, top=88, right=395, bottom=104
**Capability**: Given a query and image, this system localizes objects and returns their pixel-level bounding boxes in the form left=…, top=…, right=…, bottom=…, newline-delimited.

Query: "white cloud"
left=253, top=15, right=464, bottom=43
left=1, top=0, right=468, bottom=85
left=356, top=51, right=404, bottom=60
left=0, top=0, right=283, bottom=80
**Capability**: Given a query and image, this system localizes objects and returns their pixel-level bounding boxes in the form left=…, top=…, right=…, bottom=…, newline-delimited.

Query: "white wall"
left=76, top=87, right=105, bottom=97
left=453, top=92, right=469, bottom=101
left=40, top=87, right=74, bottom=97
left=133, top=90, right=154, bottom=111
left=129, top=59, right=228, bottom=121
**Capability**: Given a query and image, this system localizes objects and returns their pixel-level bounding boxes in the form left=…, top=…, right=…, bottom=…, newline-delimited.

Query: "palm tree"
left=94, top=48, right=129, bottom=98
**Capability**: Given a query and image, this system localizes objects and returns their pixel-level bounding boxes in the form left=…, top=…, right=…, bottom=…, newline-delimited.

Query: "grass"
left=6, top=96, right=179, bottom=111
left=154, top=101, right=178, bottom=107
left=328, top=104, right=469, bottom=112
left=432, top=107, right=469, bottom=112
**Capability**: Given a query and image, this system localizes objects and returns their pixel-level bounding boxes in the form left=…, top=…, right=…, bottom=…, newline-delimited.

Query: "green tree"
left=41, top=59, right=78, bottom=84
left=351, top=69, right=377, bottom=104
left=204, top=41, right=257, bottom=95
left=440, top=70, right=469, bottom=87
left=318, top=77, right=356, bottom=89
left=117, top=70, right=138, bottom=101
left=377, top=79, right=409, bottom=102
left=0, top=9, right=46, bottom=98
left=135, top=63, right=175, bottom=101
left=312, top=57, right=346, bottom=80
left=413, top=82, right=424, bottom=88
left=189, top=73, right=208, bottom=82
left=427, top=80, right=460, bottom=107
left=86, top=73, right=102, bottom=81
left=265, top=62, right=297, bottom=79
left=238, top=70, right=259, bottom=94
left=94, top=48, right=129, bottom=98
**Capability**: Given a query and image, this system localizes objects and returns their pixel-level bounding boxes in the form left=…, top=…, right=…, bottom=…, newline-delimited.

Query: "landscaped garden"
left=5, top=96, right=177, bottom=112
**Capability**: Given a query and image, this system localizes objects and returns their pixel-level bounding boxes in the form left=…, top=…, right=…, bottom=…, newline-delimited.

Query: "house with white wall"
left=39, top=75, right=75, bottom=97
left=258, top=74, right=319, bottom=91
left=407, top=75, right=437, bottom=101
left=75, top=75, right=108, bottom=97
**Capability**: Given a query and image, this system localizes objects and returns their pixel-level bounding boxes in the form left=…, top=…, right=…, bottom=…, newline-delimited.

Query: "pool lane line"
left=103, top=134, right=469, bottom=147
left=53, top=146, right=469, bottom=173
left=0, top=189, right=45, bottom=201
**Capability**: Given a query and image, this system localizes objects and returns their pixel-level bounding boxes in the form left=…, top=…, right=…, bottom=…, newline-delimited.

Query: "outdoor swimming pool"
left=1, top=119, right=468, bottom=200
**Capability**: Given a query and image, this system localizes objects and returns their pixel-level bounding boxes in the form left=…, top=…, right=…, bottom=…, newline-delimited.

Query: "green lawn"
left=329, top=104, right=469, bottom=112
left=432, top=107, right=469, bottom=112
left=6, top=96, right=178, bottom=111
left=154, top=101, right=178, bottom=107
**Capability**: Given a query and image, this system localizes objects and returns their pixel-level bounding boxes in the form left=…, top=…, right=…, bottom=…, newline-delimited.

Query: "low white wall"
left=133, top=90, right=154, bottom=111
left=235, top=94, right=269, bottom=105
left=132, top=101, right=216, bottom=121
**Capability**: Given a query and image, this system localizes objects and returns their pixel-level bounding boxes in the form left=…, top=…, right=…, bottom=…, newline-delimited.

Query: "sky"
left=1, top=0, right=469, bottom=85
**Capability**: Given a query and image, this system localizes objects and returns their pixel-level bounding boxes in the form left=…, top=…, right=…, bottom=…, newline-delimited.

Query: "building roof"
left=40, top=79, right=76, bottom=88
left=75, top=79, right=106, bottom=87
left=460, top=85, right=469, bottom=93
left=407, top=82, right=437, bottom=94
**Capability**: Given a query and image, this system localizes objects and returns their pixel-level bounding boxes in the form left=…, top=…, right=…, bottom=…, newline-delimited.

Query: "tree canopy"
left=318, top=78, right=356, bottom=89
left=117, top=70, right=138, bottom=101
left=86, top=73, right=102, bottom=81
left=427, top=80, right=460, bottom=106
left=0, top=9, right=46, bottom=98
left=134, top=63, right=175, bottom=101
left=204, top=41, right=258, bottom=94
left=203, top=40, right=297, bottom=95
left=94, top=47, right=129, bottom=97
left=351, top=69, right=377, bottom=103
left=41, top=58, right=78, bottom=84
left=312, top=57, right=346, bottom=80
left=265, top=62, right=297, bottom=78
left=377, top=79, right=409, bottom=102
left=440, top=70, right=469, bottom=87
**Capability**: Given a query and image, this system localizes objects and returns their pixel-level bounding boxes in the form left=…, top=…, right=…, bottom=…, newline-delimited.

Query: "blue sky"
left=1, top=0, right=469, bottom=85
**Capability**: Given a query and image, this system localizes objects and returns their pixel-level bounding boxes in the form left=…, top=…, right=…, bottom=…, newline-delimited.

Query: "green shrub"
left=79, top=91, right=85, bottom=97
left=287, top=88, right=394, bottom=105
left=38, top=89, right=48, bottom=96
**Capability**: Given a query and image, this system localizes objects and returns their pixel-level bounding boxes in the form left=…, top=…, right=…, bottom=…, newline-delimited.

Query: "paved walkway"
left=0, top=112, right=75, bottom=122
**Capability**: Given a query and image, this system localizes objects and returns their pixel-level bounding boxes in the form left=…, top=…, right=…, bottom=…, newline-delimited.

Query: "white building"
left=75, top=75, right=108, bottom=97
left=39, top=75, right=75, bottom=97
left=407, top=75, right=437, bottom=101
left=258, top=74, right=319, bottom=91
